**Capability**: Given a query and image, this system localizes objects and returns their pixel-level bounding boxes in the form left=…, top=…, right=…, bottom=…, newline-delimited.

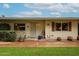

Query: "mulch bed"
left=0, top=40, right=79, bottom=47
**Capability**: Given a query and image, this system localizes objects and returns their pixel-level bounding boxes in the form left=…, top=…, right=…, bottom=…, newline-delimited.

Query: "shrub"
left=57, top=37, right=62, bottom=41
left=67, top=36, right=73, bottom=41
left=0, top=32, right=4, bottom=40
left=0, top=32, right=16, bottom=42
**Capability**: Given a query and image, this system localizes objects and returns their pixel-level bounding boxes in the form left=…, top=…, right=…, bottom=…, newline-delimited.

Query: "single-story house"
left=0, top=17, right=79, bottom=41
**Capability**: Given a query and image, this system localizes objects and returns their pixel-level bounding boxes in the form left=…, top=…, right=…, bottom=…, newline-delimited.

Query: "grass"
left=0, top=47, right=79, bottom=56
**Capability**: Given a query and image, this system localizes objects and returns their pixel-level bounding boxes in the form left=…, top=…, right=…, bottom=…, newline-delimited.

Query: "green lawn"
left=0, top=47, right=79, bottom=56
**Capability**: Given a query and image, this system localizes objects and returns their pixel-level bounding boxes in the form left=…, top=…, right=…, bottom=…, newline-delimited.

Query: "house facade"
left=0, top=17, right=79, bottom=41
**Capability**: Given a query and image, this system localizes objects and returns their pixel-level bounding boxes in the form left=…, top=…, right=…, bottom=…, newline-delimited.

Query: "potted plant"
left=18, top=35, right=22, bottom=42
left=57, top=37, right=61, bottom=41
left=23, top=35, right=26, bottom=42
left=67, top=36, right=73, bottom=41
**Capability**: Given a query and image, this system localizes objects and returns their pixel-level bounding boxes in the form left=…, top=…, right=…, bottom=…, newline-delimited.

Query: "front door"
left=30, top=22, right=36, bottom=38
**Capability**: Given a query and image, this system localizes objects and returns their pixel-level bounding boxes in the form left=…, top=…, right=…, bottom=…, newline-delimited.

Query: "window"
left=62, top=23, right=68, bottom=31
left=56, top=23, right=61, bottom=31
left=52, top=22, right=72, bottom=31
left=62, top=22, right=72, bottom=31
left=0, top=23, right=10, bottom=30
left=14, top=23, right=25, bottom=31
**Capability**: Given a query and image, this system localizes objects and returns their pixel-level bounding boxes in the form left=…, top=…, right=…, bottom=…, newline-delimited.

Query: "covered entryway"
left=29, top=21, right=45, bottom=39
left=30, top=22, right=36, bottom=38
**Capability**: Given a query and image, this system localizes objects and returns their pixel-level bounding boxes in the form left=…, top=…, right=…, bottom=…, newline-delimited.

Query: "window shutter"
left=69, top=22, right=72, bottom=31
left=52, top=22, right=54, bottom=31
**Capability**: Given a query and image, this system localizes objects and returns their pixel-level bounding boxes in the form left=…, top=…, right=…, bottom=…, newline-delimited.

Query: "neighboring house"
left=0, top=17, right=79, bottom=40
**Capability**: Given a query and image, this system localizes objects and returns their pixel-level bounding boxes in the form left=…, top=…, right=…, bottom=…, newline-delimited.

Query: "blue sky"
left=0, top=3, right=79, bottom=17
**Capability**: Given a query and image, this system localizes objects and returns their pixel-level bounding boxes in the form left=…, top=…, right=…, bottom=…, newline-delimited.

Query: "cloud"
left=3, top=4, right=10, bottom=9
left=4, top=3, right=79, bottom=17
left=24, top=3, right=53, bottom=10
left=24, top=3, right=79, bottom=13
left=51, top=12, right=61, bottom=17
left=12, top=10, right=42, bottom=17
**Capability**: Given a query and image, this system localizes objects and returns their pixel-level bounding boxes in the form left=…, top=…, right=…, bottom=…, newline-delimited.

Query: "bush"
left=0, top=32, right=16, bottom=42
left=57, top=37, right=61, bottom=41
left=67, top=36, right=73, bottom=41
left=0, top=32, right=6, bottom=41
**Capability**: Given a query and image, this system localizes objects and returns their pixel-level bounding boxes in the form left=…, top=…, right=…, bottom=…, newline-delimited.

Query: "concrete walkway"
left=0, top=40, right=79, bottom=47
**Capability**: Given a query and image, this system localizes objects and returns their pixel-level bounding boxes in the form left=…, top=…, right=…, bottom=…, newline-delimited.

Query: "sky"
left=0, top=3, right=79, bottom=18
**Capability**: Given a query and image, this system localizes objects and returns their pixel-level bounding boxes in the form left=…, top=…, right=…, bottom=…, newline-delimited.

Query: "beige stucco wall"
left=0, top=20, right=78, bottom=40
left=45, top=20, right=78, bottom=40
left=2, top=20, right=45, bottom=40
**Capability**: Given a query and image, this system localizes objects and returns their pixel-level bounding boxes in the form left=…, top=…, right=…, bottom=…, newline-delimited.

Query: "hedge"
left=0, top=32, right=16, bottom=42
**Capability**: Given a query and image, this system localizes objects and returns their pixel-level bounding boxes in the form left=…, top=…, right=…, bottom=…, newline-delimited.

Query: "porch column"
left=10, top=23, right=14, bottom=31
left=45, top=20, right=51, bottom=39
